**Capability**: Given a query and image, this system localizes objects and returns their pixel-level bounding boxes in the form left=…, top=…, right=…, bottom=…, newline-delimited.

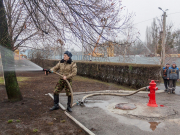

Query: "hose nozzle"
left=80, top=101, right=84, bottom=106
left=43, top=69, right=51, bottom=75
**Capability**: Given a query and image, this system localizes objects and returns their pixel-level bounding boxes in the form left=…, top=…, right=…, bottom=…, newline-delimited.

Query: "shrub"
left=76, top=62, right=161, bottom=89
left=32, top=59, right=161, bottom=89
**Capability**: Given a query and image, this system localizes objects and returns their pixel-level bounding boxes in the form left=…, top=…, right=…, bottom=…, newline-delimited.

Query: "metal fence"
left=45, top=54, right=180, bottom=67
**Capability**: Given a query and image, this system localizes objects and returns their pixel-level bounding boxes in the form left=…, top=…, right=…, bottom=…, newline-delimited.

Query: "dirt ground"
left=0, top=71, right=122, bottom=135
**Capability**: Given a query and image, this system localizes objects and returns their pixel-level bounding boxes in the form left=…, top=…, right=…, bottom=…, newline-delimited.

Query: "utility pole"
left=158, top=7, right=168, bottom=66
left=162, top=12, right=166, bottom=66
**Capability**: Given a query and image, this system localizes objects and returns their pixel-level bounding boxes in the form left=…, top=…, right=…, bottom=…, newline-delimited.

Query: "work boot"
left=172, top=87, right=175, bottom=94
left=67, top=96, right=72, bottom=112
left=167, top=88, right=172, bottom=94
left=50, top=94, right=60, bottom=111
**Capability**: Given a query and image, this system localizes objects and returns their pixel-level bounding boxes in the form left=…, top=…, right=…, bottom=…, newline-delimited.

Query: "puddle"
left=85, top=100, right=164, bottom=132
left=149, top=122, right=161, bottom=131
left=115, top=103, right=137, bottom=110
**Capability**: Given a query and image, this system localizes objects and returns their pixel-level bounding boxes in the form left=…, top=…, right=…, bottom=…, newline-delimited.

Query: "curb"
left=48, top=93, right=95, bottom=135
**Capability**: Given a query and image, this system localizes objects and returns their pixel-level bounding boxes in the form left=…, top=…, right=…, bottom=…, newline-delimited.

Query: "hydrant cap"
left=149, top=80, right=156, bottom=84
left=151, top=80, right=155, bottom=83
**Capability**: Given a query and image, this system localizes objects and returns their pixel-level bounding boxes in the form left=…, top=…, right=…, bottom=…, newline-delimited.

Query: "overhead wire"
left=133, top=11, right=180, bottom=25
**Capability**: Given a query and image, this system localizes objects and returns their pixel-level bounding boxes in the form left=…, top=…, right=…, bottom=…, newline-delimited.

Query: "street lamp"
left=158, top=7, right=168, bottom=12
left=158, top=7, right=162, bottom=10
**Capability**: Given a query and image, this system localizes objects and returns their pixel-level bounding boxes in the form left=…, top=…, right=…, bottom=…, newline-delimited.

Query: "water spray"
left=0, top=45, right=43, bottom=72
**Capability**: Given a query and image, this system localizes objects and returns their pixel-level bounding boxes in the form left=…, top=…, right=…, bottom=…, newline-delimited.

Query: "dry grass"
left=0, top=77, right=31, bottom=85
left=176, top=80, right=180, bottom=86
left=0, top=74, right=136, bottom=90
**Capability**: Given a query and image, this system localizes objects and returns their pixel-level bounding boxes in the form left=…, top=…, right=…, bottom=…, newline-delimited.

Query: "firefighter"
left=167, top=62, right=179, bottom=94
left=45, top=51, right=77, bottom=112
left=162, top=63, right=170, bottom=92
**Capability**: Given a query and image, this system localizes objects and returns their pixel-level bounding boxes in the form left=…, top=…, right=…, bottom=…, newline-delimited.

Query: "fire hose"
left=43, top=69, right=147, bottom=108
left=80, top=87, right=146, bottom=105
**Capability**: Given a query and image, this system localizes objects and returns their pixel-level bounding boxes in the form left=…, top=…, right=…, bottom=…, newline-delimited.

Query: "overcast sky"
left=122, top=0, right=180, bottom=41
left=66, top=0, right=180, bottom=51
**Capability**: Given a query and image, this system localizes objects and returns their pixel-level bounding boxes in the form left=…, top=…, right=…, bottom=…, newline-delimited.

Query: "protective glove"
left=43, top=69, right=53, bottom=75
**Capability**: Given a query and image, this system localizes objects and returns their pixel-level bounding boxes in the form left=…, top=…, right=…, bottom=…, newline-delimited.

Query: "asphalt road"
left=58, top=91, right=180, bottom=135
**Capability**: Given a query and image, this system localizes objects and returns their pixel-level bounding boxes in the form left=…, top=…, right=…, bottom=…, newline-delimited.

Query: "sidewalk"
left=56, top=91, right=180, bottom=135
left=157, top=83, right=180, bottom=95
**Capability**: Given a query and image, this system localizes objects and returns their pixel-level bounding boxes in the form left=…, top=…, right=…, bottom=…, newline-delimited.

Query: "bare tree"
left=23, top=0, right=133, bottom=47
left=0, top=0, right=23, bottom=101
left=174, top=30, right=180, bottom=53
left=145, top=18, right=175, bottom=55
left=0, top=0, right=134, bottom=101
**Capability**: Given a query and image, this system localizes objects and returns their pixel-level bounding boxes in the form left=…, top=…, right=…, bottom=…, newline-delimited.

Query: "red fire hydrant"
left=147, top=80, right=158, bottom=107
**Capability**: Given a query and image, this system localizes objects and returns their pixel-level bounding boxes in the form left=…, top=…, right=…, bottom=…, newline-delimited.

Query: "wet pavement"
left=115, top=103, right=137, bottom=110
left=157, top=83, right=180, bottom=95
left=56, top=90, right=180, bottom=135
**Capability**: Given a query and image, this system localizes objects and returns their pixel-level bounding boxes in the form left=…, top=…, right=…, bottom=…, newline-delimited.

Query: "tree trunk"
left=0, top=0, right=23, bottom=101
